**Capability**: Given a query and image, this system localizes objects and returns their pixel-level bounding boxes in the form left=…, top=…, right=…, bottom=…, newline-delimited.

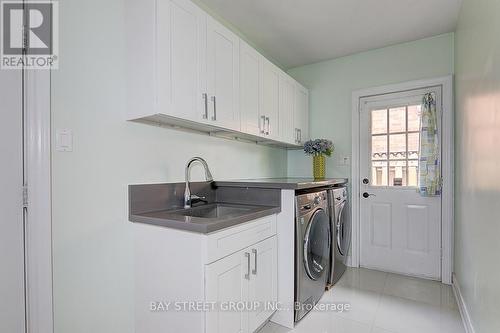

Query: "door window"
left=370, top=105, right=421, bottom=187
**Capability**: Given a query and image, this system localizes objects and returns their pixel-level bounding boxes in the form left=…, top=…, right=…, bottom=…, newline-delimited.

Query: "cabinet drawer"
left=206, top=214, right=277, bottom=263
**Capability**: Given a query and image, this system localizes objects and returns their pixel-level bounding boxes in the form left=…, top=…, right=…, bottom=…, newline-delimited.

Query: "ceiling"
left=199, top=0, right=463, bottom=69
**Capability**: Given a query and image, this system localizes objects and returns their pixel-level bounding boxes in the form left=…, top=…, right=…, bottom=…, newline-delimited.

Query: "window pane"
left=372, top=135, right=387, bottom=160
left=408, top=105, right=421, bottom=131
left=389, top=160, right=407, bottom=186
left=372, top=161, right=388, bottom=186
left=389, top=107, right=406, bottom=133
left=389, top=134, right=406, bottom=159
left=408, top=133, right=420, bottom=160
left=408, top=160, right=418, bottom=187
left=371, top=109, right=387, bottom=134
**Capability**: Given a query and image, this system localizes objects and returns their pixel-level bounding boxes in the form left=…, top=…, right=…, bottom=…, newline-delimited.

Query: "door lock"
left=363, top=178, right=369, bottom=185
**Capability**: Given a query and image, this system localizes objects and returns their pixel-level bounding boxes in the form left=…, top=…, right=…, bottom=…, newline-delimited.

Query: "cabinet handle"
left=202, top=93, right=208, bottom=119
left=211, top=96, right=217, bottom=121
left=295, top=128, right=299, bottom=143
left=265, top=117, right=270, bottom=135
left=260, top=116, right=266, bottom=134
left=245, top=252, right=251, bottom=280
left=298, top=129, right=302, bottom=144
left=252, top=249, right=257, bottom=275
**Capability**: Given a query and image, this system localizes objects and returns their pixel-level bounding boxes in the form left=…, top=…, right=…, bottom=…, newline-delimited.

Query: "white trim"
left=24, top=68, right=53, bottom=333
left=452, top=274, right=476, bottom=333
left=350, top=75, right=454, bottom=284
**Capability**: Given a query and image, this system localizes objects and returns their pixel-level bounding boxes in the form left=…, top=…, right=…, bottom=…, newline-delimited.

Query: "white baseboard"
left=452, top=273, right=476, bottom=333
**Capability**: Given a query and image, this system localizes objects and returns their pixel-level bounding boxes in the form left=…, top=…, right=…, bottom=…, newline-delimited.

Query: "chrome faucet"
left=184, top=157, right=213, bottom=209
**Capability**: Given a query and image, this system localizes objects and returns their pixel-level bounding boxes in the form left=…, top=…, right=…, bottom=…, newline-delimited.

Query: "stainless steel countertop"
left=214, top=178, right=348, bottom=190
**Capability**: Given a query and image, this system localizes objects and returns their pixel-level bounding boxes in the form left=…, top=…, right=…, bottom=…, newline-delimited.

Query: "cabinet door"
left=261, top=60, right=280, bottom=139
left=279, top=74, right=296, bottom=144
left=294, top=84, right=309, bottom=144
left=206, top=250, right=250, bottom=333
left=207, top=16, right=240, bottom=131
left=240, top=41, right=264, bottom=137
left=157, top=0, right=207, bottom=121
left=248, top=236, right=278, bottom=332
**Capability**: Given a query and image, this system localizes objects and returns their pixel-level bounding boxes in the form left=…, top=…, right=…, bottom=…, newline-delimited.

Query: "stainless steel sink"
left=171, top=203, right=255, bottom=219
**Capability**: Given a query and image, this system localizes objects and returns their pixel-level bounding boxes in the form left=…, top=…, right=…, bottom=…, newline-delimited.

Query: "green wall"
left=454, top=0, right=500, bottom=331
left=286, top=33, right=454, bottom=178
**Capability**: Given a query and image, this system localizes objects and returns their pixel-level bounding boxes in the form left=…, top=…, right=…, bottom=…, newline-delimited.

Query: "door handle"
left=260, top=116, right=266, bottom=134
left=202, top=93, right=208, bottom=119
left=298, top=129, right=302, bottom=143
left=362, top=192, right=376, bottom=198
left=252, top=249, right=257, bottom=275
left=245, top=252, right=251, bottom=280
left=211, top=96, right=217, bottom=121
left=265, top=117, right=270, bottom=135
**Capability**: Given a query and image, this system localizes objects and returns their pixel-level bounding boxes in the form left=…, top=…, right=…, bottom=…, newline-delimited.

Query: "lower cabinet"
left=205, top=236, right=277, bottom=333
left=134, top=215, right=277, bottom=333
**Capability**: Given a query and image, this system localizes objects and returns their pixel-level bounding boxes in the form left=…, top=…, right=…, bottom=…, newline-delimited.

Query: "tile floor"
left=260, top=268, right=465, bottom=333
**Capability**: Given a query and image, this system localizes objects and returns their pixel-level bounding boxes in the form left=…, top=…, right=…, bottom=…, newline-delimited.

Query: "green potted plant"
left=303, top=139, right=334, bottom=179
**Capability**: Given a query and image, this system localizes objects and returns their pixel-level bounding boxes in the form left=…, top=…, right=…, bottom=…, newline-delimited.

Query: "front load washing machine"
left=294, top=190, right=331, bottom=322
left=327, top=186, right=350, bottom=286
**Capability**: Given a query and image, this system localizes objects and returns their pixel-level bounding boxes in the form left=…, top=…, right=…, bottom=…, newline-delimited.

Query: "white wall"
left=51, top=1, right=286, bottom=332
left=454, top=0, right=500, bottom=332
left=286, top=33, right=454, bottom=179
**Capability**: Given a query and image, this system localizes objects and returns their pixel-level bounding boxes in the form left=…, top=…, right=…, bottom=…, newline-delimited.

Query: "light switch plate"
left=56, top=129, right=73, bottom=152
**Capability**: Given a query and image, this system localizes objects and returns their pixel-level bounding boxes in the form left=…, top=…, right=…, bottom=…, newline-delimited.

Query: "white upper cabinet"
left=125, top=0, right=308, bottom=147
left=240, top=41, right=263, bottom=136
left=261, top=59, right=280, bottom=140
left=157, top=0, right=207, bottom=122
left=279, top=74, right=296, bottom=144
left=206, top=16, right=240, bottom=131
left=294, top=83, right=310, bottom=145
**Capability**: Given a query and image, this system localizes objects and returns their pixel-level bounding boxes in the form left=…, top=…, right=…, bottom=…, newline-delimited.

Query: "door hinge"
left=22, top=184, right=28, bottom=208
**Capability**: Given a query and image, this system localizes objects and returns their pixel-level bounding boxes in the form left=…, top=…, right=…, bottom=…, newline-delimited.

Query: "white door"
left=205, top=250, right=249, bottom=333
left=157, top=0, right=207, bottom=122
left=279, top=74, right=295, bottom=144
left=294, top=84, right=309, bottom=145
left=248, top=237, right=277, bottom=332
left=240, top=41, right=263, bottom=136
left=359, top=88, right=442, bottom=279
left=207, top=16, right=240, bottom=131
left=261, top=59, right=280, bottom=140
left=0, top=70, right=26, bottom=332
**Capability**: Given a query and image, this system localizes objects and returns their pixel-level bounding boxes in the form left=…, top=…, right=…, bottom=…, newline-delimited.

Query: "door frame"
left=24, top=68, right=53, bottom=332
left=351, top=75, right=454, bottom=284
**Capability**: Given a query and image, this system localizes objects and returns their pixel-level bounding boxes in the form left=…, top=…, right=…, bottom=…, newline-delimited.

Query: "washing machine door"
left=336, top=201, right=351, bottom=257
left=303, top=209, right=330, bottom=280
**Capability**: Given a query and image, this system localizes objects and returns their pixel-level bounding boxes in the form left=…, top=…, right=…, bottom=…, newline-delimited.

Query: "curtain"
left=418, top=93, right=441, bottom=196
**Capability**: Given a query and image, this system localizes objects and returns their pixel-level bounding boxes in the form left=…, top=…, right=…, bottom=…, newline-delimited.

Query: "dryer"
left=294, top=190, right=330, bottom=322
left=327, top=186, right=350, bottom=286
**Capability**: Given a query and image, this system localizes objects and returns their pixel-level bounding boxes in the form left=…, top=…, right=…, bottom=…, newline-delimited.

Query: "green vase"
left=313, top=155, right=326, bottom=179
